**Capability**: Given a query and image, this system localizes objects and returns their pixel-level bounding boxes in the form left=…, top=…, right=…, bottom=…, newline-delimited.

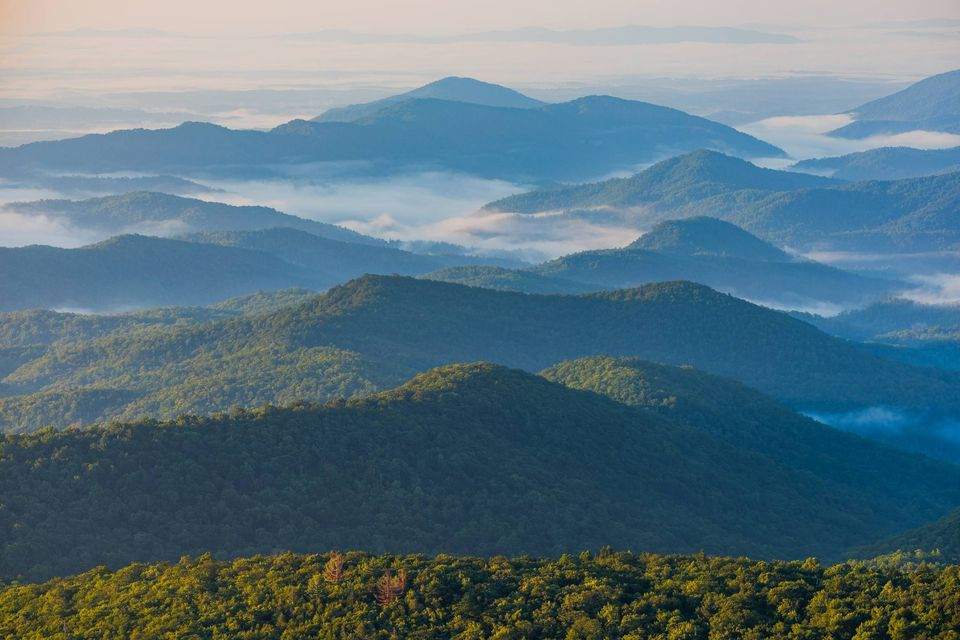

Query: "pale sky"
left=0, top=0, right=957, bottom=111
left=3, top=0, right=959, bottom=33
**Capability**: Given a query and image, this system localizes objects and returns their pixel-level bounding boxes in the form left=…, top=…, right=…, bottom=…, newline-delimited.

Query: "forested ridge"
left=2, top=550, right=958, bottom=639
left=3, top=276, right=960, bottom=440
left=485, top=150, right=960, bottom=252
left=853, top=508, right=960, bottom=565
left=424, top=218, right=899, bottom=306
left=2, top=363, right=959, bottom=583
left=5, top=191, right=378, bottom=245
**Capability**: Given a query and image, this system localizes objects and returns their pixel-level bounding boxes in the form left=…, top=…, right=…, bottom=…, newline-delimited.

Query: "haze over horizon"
left=1, top=1, right=957, bottom=114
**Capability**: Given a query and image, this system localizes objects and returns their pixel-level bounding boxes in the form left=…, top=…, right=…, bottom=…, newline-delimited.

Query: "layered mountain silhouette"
left=0, top=227, right=514, bottom=312
left=3, top=191, right=381, bottom=245
left=791, top=146, right=960, bottom=181
left=3, top=276, right=959, bottom=446
left=0, top=235, right=310, bottom=312
left=0, top=82, right=784, bottom=181
left=425, top=217, right=901, bottom=307
left=2, top=361, right=958, bottom=582
left=829, top=68, right=960, bottom=138
left=487, top=150, right=960, bottom=251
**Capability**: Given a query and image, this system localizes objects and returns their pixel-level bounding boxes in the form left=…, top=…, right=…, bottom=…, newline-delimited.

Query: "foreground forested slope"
left=2, top=363, right=959, bottom=582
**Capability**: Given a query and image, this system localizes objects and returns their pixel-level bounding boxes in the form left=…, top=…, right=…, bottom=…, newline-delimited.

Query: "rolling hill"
left=829, top=69, right=960, bottom=138
left=791, top=146, right=960, bottom=181
left=3, top=191, right=381, bottom=245
left=0, top=289, right=314, bottom=348
left=2, top=362, right=959, bottom=582
left=485, top=149, right=835, bottom=213
left=3, top=276, right=960, bottom=452
left=426, top=218, right=902, bottom=306
left=542, top=355, right=960, bottom=514
left=486, top=150, right=960, bottom=252
left=313, top=76, right=545, bottom=122
left=181, top=227, right=473, bottom=281
left=0, top=96, right=784, bottom=181
left=0, top=226, right=514, bottom=313
left=0, top=235, right=313, bottom=312
left=852, top=508, right=960, bottom=565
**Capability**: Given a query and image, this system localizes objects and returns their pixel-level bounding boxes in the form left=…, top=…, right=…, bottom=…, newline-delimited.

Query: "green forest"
left=5, top=276, right=960, bottom=449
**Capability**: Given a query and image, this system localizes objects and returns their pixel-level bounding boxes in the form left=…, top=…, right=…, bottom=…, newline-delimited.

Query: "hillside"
left=313, top=76, right=545, bottom=122
left=0, top=289, right=313, bottom=349
left=626, top=216, right=789, bottom=260
left=2, top=362, right=959, bottom=582
left=485, top=149, right=834, bottom=213
left=487, top=152, right=960, bottom=252
left=0, top=226, right=514, bottom=313
left=4, top=191, right=381, bottom=245
left=791, top=146, right=960, bottom=181
left=793, top=299, right=960, bottom=371
left=852, top=508, right=960, bottom=565
left=182, top=228, right=458, bottom=281
left=0, top=235, right=315, bottom=312
left=542, top=356, right=957, bottom=494
left=423, top=218, right=888, bottom=304
left=3, top=276, right=960, bottom=452
left=796, top=299, right=960, bottom=342
left=3, top=552, right=958, bottom=638
left=830, top=69, right=960, bottom=138
left=0, top=97, right=784, bottom=181
left=526, top=219, right=900, bottom=306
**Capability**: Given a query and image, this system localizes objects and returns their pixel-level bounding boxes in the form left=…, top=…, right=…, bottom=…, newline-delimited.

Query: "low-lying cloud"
left=0, top=210, right=98, bottom=248
left=903, top=273, right=960, bottom=305
left=739, top=115, right=960, bottom=164
left=203, top=171, right=523, bottom=227
left=202, top=171, right=642, bottom=258
left=344, top=209, right=640, bottom=261
left=804, top=405, right=960, bottom=460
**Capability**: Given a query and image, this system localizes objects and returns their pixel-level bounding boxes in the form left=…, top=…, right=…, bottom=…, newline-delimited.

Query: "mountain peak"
left=313, top=76, right=543, bottom=122
left=628, top=217, right=790, bottom=261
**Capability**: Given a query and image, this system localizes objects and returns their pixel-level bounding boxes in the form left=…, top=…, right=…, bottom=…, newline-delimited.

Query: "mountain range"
left=0, top=83, right=784, bottom=181
left=829, top=68, right=960, bottom=138
left=486, top=150, right=960, bottom=252
left=425, top=217, right=901, bottom=307
left=3, top=275, right=960, bottom=461
left=2, top=359, right=958, bottom=582
left=0, top=226, right=523, bottom=312
left=3, top=191, right=380, bottom=245
left=791, top=146, right=960, bottom=181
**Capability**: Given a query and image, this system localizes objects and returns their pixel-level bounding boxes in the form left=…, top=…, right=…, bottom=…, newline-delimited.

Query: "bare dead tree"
left=323, top=551, right=346, bottom=584
left=374, top=569, right=407, bottom=606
